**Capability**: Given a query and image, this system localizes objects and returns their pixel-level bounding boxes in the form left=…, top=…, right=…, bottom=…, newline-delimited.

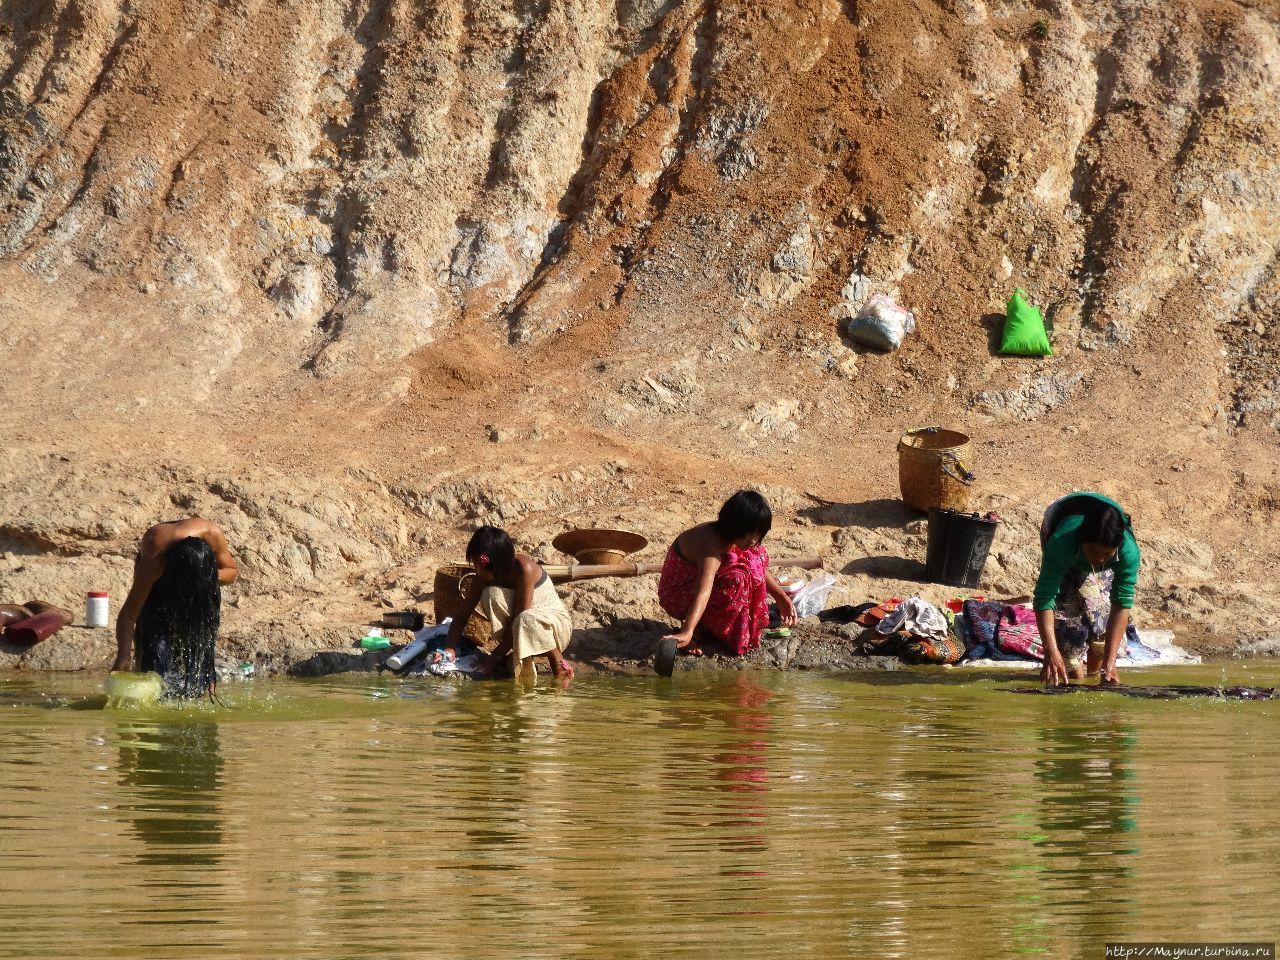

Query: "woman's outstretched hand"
left=1042, top=651, right=1071, bottom=687
left=776, top=594, right=797, bottom=627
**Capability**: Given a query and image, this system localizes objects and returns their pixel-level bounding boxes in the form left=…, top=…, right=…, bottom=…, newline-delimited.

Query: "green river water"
left=2, top=663, right=1278, bottom=959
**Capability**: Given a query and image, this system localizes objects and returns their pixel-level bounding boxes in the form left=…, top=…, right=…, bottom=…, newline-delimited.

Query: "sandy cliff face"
left=1, top=0, right=1278, bottom=669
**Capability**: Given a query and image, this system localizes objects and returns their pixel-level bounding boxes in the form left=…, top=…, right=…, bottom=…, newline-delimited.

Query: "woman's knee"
left=512, top=609, right=550, bottom=635
left=713, top=570, right=750, bottom=595
left=479, top=585, right=503, bottom=610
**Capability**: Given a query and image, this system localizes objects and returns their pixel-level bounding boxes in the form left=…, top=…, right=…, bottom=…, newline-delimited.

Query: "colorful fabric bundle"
left=899, top=634, right=966, bottom=665
left=995, top=603, right=1043, bottom=660
left=960, top=599, right=1036, bottom=661
left=962, top=599, right=1004, bottom=648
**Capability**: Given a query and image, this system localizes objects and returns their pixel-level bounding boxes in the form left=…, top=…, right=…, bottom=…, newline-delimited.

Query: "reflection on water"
left=117, top=721, right=223, bottom=867
left=0, top=665, right=1278, bottom=960
left=1025, top=716, right=1139, bottom=953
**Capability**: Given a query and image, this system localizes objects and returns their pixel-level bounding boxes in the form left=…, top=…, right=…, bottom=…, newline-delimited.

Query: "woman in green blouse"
left=1034, top=493, right=1141, bottom=686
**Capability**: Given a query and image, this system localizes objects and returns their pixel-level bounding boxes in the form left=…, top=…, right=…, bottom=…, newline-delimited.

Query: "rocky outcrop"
left=0, top=2, right=1276, bottom=382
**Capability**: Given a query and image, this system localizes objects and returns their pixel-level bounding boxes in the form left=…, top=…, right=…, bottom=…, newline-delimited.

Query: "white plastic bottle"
left=85, top=592, right=110, bottom=628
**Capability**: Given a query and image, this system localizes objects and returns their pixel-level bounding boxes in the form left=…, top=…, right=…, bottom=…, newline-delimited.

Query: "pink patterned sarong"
left=657, top=542, right=770, bottom=655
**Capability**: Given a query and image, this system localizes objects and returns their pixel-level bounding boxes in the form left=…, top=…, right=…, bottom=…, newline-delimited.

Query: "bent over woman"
left=114, top=518, right=237, bottom=699
left=1034, top=493, right=1141, bottom=687
left=658, top=490, right=796, bottom=656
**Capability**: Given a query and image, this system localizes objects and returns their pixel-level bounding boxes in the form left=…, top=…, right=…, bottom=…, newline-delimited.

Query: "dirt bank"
left=1, top=0, right=1278, bottom=674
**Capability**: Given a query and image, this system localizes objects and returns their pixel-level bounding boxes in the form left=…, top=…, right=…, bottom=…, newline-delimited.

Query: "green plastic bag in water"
left=105, top=671, right=164, bottom=707
left=1001, top=288, right=1053, bottom=356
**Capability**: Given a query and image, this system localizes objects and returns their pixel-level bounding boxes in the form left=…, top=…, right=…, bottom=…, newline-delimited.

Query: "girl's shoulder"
left=1120, top=528, right=1141, bottom=564
left=514, top=552, right=543, bottom=578
left=680, top=524, right=724, bottom=559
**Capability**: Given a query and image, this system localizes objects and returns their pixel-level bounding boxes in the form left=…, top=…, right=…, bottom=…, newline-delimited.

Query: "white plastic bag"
left=847, top=293, right=916, bottom=351
left=791, top=572, right=839, bottom=618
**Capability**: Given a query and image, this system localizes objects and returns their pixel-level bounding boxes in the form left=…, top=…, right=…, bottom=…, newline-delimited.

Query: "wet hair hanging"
left=136, top=537, right=220, bottom=699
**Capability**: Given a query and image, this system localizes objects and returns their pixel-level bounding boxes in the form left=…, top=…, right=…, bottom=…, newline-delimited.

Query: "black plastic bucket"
left=925, top=508, right=999, bottom=588
left=654, top=638, right=678, bottom=677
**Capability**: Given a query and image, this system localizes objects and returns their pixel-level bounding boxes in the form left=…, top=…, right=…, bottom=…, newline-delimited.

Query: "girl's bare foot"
left=548, top=650, right=574, bottom=680
left=677, top=639, right=704, bottom=657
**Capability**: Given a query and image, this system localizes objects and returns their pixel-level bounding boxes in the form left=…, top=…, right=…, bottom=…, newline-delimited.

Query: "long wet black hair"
left=136, top=537, right=220, bottom=699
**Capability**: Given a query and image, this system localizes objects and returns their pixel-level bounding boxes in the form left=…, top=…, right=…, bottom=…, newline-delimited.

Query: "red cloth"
left=657, top=543, right=770, bottom=655
left=3, top=612, right=67, bottom=646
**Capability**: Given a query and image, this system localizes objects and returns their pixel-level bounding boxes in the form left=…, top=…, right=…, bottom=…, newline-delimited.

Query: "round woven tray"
left=551, top=529, right=648, bottom=563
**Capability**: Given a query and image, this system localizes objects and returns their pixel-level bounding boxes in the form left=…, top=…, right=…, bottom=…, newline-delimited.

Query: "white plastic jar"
left=85, top=592, right=110, bottom=628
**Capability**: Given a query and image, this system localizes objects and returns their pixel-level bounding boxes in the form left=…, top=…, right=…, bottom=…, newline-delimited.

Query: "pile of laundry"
left=823, top=595, right=1200, bottom=668
left=385, top=619, right=487, bottom=677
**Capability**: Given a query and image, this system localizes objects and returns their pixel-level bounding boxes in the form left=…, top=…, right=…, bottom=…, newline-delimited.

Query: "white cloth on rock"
left=875, top=597, right=949, bottom=642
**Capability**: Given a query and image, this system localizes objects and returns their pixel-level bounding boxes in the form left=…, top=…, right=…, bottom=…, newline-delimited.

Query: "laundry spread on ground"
left=843, top=593, right=1200, bottom=672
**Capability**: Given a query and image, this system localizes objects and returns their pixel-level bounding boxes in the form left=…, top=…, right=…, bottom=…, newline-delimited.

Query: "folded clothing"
left=856, top=598, right=902, bottom=627
left=961, top=600, right=1037, bottom=662
left=876, top=597, right=948, bottom=642
left=961, top=599, right=1004, bottom=649
left=995, top=603, right=1043, bottom=661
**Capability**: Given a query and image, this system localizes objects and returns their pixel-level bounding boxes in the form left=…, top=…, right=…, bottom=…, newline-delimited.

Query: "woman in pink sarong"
left=658, top=491, right=797, bottom=656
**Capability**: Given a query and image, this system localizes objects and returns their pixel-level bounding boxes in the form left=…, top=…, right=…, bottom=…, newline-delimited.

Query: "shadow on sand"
left=797, top=497, right=920, bottom=530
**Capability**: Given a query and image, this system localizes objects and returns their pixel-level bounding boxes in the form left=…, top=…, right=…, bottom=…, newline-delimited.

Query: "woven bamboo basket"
left=432, top=564, right=494, bottom=647
left=897, top=427, right=975, bottom=512
left=573, top=547, right=629, bottom=565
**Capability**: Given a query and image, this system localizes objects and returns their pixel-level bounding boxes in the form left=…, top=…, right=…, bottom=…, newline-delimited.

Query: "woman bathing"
left=447, top=526, right=575, bottom=680
left=1034, top=493, right=1141, bottom=687
left=113, top=518, right=238, bottom=699
left=658, top=490, right=797, bottom=656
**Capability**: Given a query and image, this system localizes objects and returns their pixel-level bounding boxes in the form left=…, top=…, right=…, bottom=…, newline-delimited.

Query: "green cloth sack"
left=1001, top=289, right=1053, bottom=356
